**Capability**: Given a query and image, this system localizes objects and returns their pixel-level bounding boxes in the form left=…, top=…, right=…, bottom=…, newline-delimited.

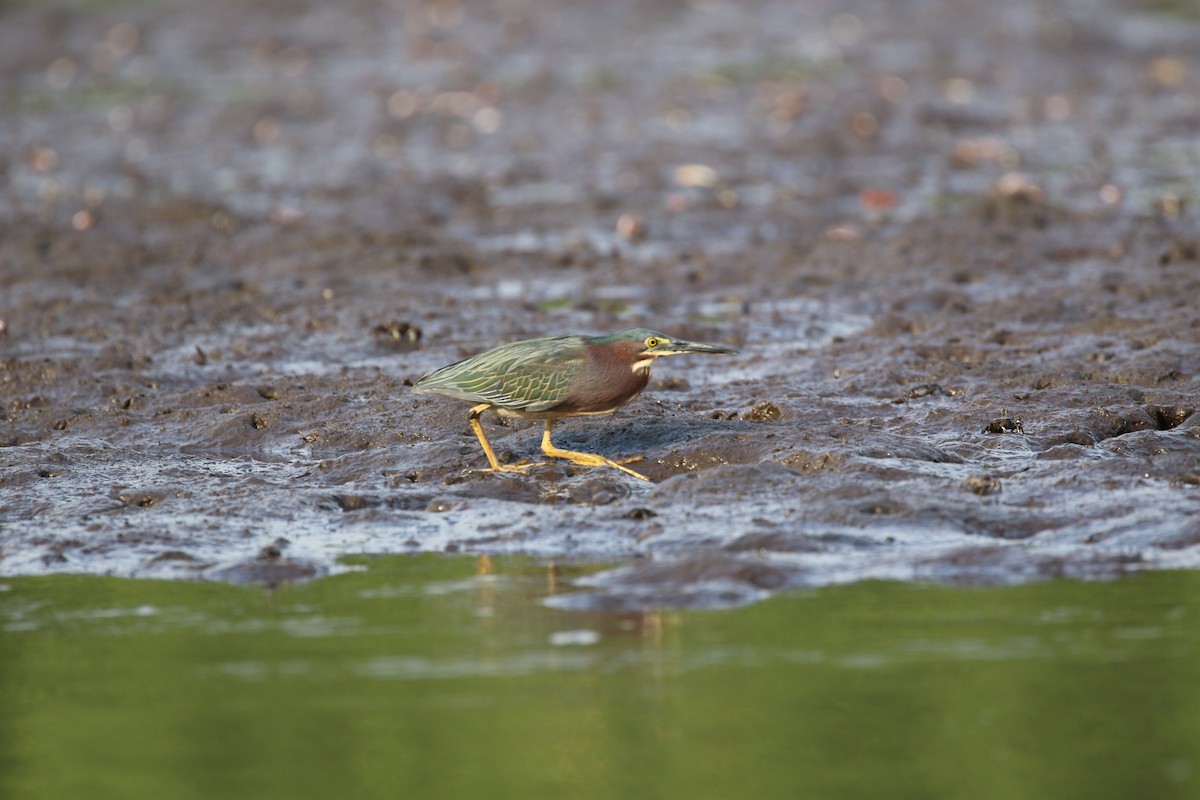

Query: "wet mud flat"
left=2, top=0, right=1199, bottom=606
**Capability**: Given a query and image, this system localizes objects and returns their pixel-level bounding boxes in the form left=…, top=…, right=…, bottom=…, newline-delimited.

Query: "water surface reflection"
left=2, top=557, right=1197, bottom=799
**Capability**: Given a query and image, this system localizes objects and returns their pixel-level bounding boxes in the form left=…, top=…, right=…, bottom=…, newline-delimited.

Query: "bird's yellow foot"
left=609, top=461, right=651, bottom=481
left=470, top=459, right=546, bottom=476
left=543, top=448, right=650, bottom=481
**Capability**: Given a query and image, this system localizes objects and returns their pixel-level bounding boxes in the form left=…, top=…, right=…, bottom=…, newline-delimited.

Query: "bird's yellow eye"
left=644, top=337, right=661, bottom=348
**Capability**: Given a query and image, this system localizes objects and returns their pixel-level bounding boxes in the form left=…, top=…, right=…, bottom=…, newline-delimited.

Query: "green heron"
left=412, top=328, right=737, bottom=481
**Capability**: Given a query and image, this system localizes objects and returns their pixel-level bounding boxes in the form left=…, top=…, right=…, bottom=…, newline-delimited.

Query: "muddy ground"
left=2, top=0, right=1198, bottom=606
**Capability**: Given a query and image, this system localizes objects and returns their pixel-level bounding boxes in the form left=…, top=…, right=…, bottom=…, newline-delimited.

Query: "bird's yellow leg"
left=540, top=420, right=650, bottom=481
left=467, top=404, right=545, bottom=475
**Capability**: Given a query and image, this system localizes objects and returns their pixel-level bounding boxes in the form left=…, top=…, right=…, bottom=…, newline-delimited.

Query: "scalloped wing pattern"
left=414, top=336, right=587, bottom=412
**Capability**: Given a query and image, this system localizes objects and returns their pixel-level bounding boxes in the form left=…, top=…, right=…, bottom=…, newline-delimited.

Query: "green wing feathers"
left=413, top=336, right=585, bottom=411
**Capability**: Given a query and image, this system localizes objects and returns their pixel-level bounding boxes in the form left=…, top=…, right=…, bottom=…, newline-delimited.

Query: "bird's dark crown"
left=592, top=328, right=675, bottom=354
left=590, top=328, right=738, bottom=359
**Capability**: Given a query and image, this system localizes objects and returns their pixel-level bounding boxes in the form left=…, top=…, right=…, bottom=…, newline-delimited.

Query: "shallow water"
left=3, top=0, right=1199, bottom=592
left=3, top=555, right=1199, bottom=799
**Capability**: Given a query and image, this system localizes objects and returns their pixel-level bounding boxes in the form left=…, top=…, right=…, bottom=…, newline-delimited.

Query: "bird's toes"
left=468, top=463, right=539, bottom=477
left=606, top=460, right=650, bottom=481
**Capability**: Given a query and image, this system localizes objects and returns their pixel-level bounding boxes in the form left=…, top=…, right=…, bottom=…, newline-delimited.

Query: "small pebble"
left=964, top=475, right=1002, bottom=495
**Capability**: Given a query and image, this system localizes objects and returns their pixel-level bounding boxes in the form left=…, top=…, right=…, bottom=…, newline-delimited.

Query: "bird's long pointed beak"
left=660, top=339, right=738, bottom=356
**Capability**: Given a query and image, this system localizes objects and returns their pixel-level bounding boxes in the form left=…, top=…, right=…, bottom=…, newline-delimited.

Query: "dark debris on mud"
left=2, top=0, right=1200, bottom=602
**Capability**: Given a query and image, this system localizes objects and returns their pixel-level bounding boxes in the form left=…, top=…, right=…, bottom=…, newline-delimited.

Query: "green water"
left=2, top=557, right=1197, bottom=800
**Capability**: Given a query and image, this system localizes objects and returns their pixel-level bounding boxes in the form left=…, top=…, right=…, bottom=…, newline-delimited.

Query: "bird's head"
left=596, top=328, right=738, bottom=371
